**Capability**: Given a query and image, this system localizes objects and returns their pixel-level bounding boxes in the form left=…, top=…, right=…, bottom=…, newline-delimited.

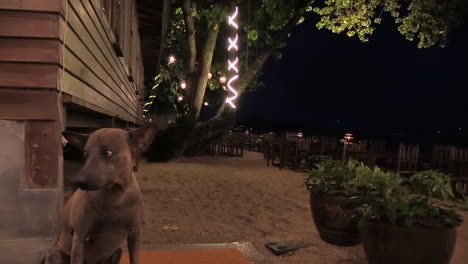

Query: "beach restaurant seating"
left=209, top=132, right=246, bottom=157
left=397, top=144, right=420, bottom=176
left=448, top=146, right=468, bottom=196
left=432, top=144, right=454, bottom=172
left=246, top=134, right=263, bottom=152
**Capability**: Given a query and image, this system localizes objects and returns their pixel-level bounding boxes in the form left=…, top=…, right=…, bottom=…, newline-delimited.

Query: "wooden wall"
left=60, top=0, right=144, bottom=125
left=0, top=0, right=145, bottom=126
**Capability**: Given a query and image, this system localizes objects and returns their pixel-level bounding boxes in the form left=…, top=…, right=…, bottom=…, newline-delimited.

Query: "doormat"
left=120, top=248, right=251, bottom=264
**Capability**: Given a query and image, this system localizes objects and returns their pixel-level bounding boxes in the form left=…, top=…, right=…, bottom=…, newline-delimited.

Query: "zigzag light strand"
left=225, top=6, right=239, bottom=109
left=143, top=74, right=161, bottom=118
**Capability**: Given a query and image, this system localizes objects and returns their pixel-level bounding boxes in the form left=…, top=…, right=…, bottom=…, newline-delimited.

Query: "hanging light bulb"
left=180, top=81, right=187, bottom=89
left=219, top=76, right=227, bottom=83
left=168, top=55, right=176, bottom=64
left=207, top=72, right=213, bottom=79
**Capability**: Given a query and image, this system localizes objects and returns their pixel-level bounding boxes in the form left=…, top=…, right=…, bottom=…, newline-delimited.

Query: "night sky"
left=236, top=13, right=468, bottom=134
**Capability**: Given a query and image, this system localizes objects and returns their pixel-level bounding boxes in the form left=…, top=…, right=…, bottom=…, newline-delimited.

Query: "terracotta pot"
left=361, top=219, right=457, bottom=264
left=309, top=191, right=360, bottom=246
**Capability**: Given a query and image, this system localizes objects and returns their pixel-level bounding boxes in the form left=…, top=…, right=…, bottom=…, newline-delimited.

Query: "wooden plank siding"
left=0, top=0, right=144, bottom=125
left=59, top=0, right=144, bottom=124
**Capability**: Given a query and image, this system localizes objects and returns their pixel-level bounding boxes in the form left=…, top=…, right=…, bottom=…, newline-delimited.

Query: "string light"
left=178, top=96, right=183, bottom=102
left=228, top=57, right=239, bottom=73
left=228, top=34, right=238, bottom=51
left=225, top=6, right=239, bottom=109
left=180, top=81, right=187, bottom=89
left=143, top=109, right=148, bottom=112
left=149, top=95, right=156, bottom=98
left=168, top=55, right=176, bottom=64
left=219, top=76, right=227, bottom=83
left=204, top=102, right=209, bottom=106
left=207, top=72, right=212, bottom=79
left=144, top=102, right=152, bottom=107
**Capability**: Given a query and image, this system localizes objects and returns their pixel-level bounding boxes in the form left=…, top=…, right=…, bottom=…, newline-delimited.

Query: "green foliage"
left=312, top=0, right=466, bottom=48
left=304, top=157, right=371, bottom=193
left=313, top=0, right=400, bottom=42
left=397, top=0, right=467, bottom=48
left=410, top=170, right=454, bottom=202
left=352, top=169, right=464, bottom=227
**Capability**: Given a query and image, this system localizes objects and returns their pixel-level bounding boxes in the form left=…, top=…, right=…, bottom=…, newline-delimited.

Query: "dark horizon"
left=236, top=13, right=468, bottom=135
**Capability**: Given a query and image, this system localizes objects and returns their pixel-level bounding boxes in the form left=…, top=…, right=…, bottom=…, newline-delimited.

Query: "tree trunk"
left=215, top=0, right=313, bottom=117
left=181, top=0, right=197, bottom=102
left=188, top=24, right=220, bottom=121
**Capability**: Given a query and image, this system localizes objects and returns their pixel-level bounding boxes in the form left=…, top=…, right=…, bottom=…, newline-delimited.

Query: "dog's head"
left=63, top=124, right=158, bottom=191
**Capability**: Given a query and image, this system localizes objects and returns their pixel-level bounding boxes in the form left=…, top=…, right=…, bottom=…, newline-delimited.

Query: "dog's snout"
left=72, top=177, right=89, bottom=190
left=75, top=181, right=89, bottom=190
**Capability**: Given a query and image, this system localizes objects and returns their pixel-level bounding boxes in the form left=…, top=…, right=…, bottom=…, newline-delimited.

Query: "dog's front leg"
left=71, top=233, right=85, bottom=264
left=127, top=225, right=141, bottom=264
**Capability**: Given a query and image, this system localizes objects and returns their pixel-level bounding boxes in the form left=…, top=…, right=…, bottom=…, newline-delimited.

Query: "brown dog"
left=43, top=124, right=158, bottom=264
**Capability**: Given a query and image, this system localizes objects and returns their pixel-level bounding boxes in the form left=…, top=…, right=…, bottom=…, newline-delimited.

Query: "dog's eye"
left=103, top=150, right=113, bottom=157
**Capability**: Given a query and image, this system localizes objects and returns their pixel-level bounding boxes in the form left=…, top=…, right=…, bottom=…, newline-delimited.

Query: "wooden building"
left=0, top=0, right=168, bottom=261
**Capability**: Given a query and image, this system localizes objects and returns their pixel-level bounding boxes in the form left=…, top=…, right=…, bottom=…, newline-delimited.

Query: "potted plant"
left=304, top=158, right=370, bottom=246
left=353, top=169, right=466, bottom=264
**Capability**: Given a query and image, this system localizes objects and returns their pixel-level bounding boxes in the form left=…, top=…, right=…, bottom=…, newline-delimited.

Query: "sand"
left=65, top=151, right=468, bottom=264
left=136, top=151, right=363, bottom=264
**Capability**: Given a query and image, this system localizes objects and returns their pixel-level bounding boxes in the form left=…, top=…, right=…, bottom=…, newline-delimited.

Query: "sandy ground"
left=64, top=151, right=468, bottom=264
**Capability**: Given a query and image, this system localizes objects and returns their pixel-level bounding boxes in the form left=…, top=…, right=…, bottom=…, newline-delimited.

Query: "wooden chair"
left=347, top=140, right=368, bottom=161
left=432, top=145, right=454, bottom=172
left=246, top=134, right=262, bottom=152
left=228, top=132, right=246, bottom=157
left=397, top=144, right=420, bottom=176
left=368, top=140, right=386, bottom=153
left=448, top=147, right=468, bottom=196
left=264, top=138, right=284, bottom=168
left=288, top=137, right=314, bottom=170
left=321, top=137, right=339, bottom=159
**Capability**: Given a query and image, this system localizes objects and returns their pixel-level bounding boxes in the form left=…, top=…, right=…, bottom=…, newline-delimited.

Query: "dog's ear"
left=62, top=131, right=89, bottom=150
left=128, top=123, right=158, bottom=153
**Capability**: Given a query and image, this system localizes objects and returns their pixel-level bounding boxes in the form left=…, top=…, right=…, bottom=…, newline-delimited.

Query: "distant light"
left=344, top=133, right=353, bottom=143
left=437, top=130, right=441, bottom=134
left=459, top=128, right=462, bottom=131
left=222, top=85, right=227, bottom=91
left=143, top=109, right=148, bottom=112
left=168, top=55, right=176, bottom=64
left=178, top=96, right=183, bottom=102
left=207, top=72, right=212, bottom=79
left=149, top=95, right=156, bottom=98
left=297, top=132, right=304, bottom=138
left=180, top=81, right=187, bottom=89
left=204, top=102, right=209, bottom=106
left=219, top=76, right=227, bottom=83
